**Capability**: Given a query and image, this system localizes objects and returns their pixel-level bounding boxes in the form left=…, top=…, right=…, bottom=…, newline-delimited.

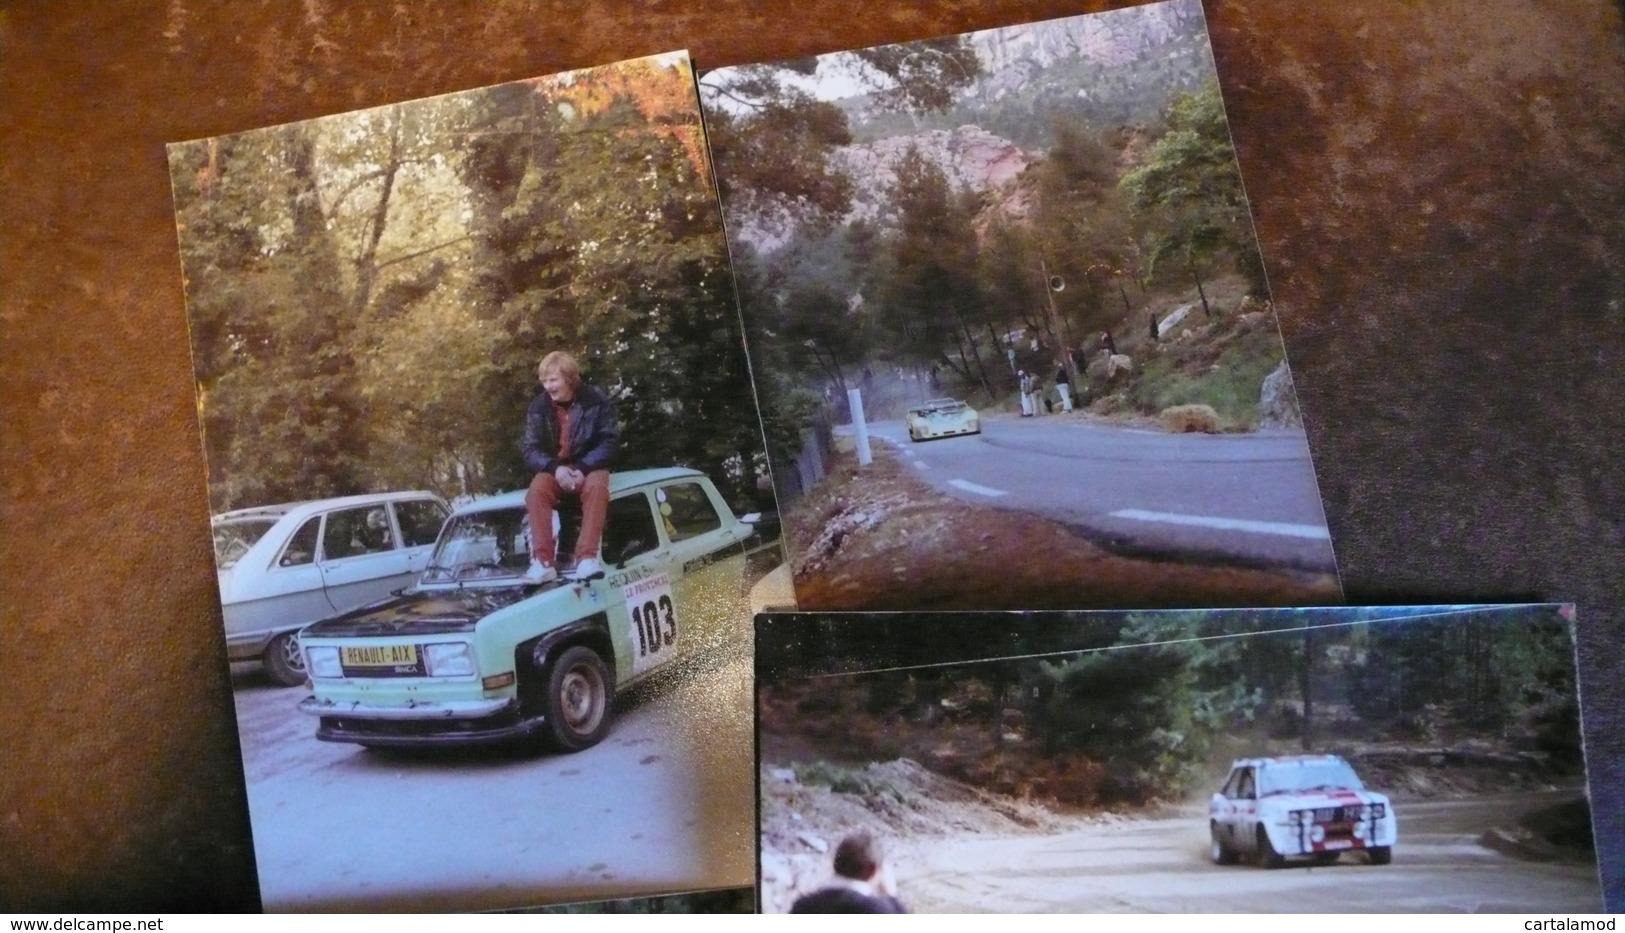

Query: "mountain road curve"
left=893, top=793, right=1602, bottom=913
left=844, top=414, right=1338, bottom=574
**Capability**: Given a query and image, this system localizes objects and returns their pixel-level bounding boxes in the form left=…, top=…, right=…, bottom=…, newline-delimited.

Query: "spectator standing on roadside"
left=1017, top=370, right=1034, bottom=417
left=1055, top=361, right=1073, bottom=412
left=790, top=832, right=909, bottom=914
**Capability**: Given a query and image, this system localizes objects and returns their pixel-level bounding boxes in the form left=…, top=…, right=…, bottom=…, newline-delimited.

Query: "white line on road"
left=948, top=479, right=1008, bottom=497
left=913, top=461, right=931, bottom=470
left=1109, top=509, right=1331, bottom=539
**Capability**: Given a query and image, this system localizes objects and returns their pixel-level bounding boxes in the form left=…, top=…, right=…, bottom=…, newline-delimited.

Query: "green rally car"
left=296, top=467, right=758, bottom=752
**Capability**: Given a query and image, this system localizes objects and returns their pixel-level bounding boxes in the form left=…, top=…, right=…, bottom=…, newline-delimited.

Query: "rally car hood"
left=1255, top=787, right=1389, bottom=813
left=299, top=585, right=539, bottom=638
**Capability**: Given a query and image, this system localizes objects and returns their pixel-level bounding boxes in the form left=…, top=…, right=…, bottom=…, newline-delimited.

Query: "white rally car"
left=1209, top=754, right=1397, bottom=867
left=906, top=398, right=980, bottom=442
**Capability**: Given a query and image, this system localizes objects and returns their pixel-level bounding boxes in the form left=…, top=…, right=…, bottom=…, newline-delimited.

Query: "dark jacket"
left=790, top=887, right=908, bottom=914
left=520, top=383, right=620, bottom=475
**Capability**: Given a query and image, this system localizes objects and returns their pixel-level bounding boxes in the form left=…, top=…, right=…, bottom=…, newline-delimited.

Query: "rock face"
left=973, top=0, right=1206, bottom=76
left=833, top=126, right=1031, bottom=224
left=1258, top=360, right=1303, bottom=429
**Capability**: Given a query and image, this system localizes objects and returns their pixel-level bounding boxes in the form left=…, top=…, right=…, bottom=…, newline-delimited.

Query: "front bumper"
left=298, top=694, right=547, bottom=747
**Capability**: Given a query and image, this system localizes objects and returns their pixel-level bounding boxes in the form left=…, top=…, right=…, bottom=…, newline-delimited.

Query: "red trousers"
left=525, top=469, right=610, bottom=565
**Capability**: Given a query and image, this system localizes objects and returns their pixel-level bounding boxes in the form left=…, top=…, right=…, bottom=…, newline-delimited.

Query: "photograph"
left=167, top=52, right=776, bottom=911
left=701, top=0, right=1340, bottom=612
left=756, top=605, right=1602, bottom=913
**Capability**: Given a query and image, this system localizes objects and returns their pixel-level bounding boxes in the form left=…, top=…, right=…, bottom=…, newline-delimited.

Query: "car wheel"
left=263, top=632, right=308, bottom=687
left=1312, top=852, right=1340, bottom=866
left=545, top=645, right=612, bottom=752
left=1210, top=823, right=1238, bottom=865
left=1256, top=826, right=1285, bottom=869
left=1367, top=846, right=1392, bottom=866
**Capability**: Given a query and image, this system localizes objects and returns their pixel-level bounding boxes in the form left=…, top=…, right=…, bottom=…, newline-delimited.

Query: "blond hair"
left=537, top=350, right=582, bottom=390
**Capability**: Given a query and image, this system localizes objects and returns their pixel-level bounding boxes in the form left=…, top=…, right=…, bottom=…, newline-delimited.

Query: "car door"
left=317, top=503, right=413, bottom=613
left=391, top=496, right=449, bottom=576
left=597, top=489, right=682, bottom=685
left=653, top=479, right=750, bottom=657
left=224, top=513, right=332, bottom=641
left=1233, top=766, right=1261, bottom=851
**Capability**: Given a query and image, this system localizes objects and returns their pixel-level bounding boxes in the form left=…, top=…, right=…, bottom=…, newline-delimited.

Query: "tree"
left=1120, top=80, right=1266, bottom=312
left=700, top=38, right=981, bottom=234
left=877, top=149, right=994, bottom=399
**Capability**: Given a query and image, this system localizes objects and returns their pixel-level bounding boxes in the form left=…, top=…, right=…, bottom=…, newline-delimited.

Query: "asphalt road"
left=850, top=414, right=1338, bottom=573
left=228, top=656, right=755, bottom=912
left=895, top=792, right=1603, bottom=913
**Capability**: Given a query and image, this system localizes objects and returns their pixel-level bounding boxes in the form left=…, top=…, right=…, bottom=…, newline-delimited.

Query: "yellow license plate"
left=341, top=644, right=419, bottom=667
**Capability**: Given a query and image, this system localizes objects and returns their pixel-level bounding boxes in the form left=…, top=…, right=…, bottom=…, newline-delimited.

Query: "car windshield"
left=418, top=506, right=532, bottom=587
left=213, top=518, right=279, bottom=569
left=1259, top=759, right=1364, bottom=795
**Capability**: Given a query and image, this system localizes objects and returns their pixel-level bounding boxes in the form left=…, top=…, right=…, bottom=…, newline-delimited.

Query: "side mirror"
left=613, top=540, right=645, bottom=569
left=740, top=512, right=761, bottom=524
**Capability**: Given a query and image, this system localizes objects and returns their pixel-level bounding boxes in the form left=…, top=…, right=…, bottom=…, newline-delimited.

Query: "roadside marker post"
left=848, top=388, right=873, bottom=466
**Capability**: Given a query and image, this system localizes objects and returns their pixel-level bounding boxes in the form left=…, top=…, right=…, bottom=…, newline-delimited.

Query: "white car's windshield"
left=1260, top=760, right=1365, bottom=796
left=419, top=506, right=534, bottom=586
left=213, top=519, right=278, bottom=569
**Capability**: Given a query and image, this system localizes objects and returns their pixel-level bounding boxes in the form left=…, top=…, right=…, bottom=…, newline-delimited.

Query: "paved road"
left=848, top=414, right=1337, bottom=573
left=229, top=656, right=755, bottom=912
left=897, top=792, right=1603, bottom=913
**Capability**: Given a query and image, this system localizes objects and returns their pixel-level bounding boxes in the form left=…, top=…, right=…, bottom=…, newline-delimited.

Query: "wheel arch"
left=516, top=612, right=615, bottom=714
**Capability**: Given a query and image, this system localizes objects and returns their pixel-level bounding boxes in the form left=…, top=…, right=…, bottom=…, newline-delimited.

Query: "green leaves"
left=174, top=60, right=770, bottom=514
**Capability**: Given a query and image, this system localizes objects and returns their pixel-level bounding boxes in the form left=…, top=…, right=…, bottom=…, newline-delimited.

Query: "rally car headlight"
left=424, top=641, right=476, bottom=677
left=1288, top=810, right=1303, bottom=824
left=306, top=646, right=342, bottom=679
left=1371, top=802, right=1386, bottom=819
left=1309, top=824, right=1326, bottom=843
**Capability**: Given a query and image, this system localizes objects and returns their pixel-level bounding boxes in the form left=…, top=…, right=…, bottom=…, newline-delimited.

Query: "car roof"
left=213, top=490, right=444, bottom=524
left=452, top=467, right=708, bottom=514
left=1232, top=754, right=1349, bottom=768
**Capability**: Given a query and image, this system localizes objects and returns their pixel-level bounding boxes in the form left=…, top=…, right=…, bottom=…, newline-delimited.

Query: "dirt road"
left=891, top=794, right=1602, bottom=913
left=230, top=655, right=754, bottom=912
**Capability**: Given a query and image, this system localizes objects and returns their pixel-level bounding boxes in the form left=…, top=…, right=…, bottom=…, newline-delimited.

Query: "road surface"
left=229, top=656, right=755, bottom=912
left=894, top=793, right=1603, bottom=913
left=847, top=414, right=1337, bottom=573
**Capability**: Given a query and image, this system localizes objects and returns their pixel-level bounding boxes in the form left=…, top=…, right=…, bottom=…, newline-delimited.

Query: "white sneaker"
left=520, top=559, right=558, bottom=584
left=570, top=556, right=604, bottom=581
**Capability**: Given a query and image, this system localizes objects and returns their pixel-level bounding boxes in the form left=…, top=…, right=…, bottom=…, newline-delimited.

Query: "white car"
left=1208, top=754, right=1397, bottom=867
left=906, top=398, right=980, bottom=442
left=212, top=491, right=450, bottom=686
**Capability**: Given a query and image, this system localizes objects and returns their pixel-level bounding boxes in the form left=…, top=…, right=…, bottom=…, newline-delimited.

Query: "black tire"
left=1257, top=826, right=1285, bottom=869
left=1210, top=823, right=1238, bottom=865
left=263, top=631, right=308, bottom=687
left=544, top=645, right=612, bottom=752
left=1312, top=852, right=1341, bottom=866
left=1367, top=846, right=1392, bottom=866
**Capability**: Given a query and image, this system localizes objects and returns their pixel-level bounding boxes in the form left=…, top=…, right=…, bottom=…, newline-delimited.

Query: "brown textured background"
left=1, top=0, right=1620, bottom=912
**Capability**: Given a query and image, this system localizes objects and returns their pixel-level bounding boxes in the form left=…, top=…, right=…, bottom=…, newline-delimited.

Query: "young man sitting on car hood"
left=519, top=350, right=620, bottom=584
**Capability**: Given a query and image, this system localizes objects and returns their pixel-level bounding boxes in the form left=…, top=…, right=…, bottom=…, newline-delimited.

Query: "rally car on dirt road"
left=296, top=467, right=759, bottom=751
left=906, top=397, right=980, bottom=442
left=1209, top=754, right=1397, bottom=867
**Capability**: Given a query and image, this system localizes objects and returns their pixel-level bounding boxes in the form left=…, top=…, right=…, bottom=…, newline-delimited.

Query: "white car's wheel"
left=1367, top=846, right=1392, bottom=866
left=263, top=631, right=308, bottom=687
left=1257, top=826, right=1285, bottom=869
left=1210, top=823, right=1238, bottom=865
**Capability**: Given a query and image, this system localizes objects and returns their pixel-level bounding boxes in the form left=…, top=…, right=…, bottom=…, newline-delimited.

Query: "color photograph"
left=168, top=53, right=772, bottom=911
left=756, top=606, right=1601, bottom=912
left=703, top=0, right=1339, bottom=612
